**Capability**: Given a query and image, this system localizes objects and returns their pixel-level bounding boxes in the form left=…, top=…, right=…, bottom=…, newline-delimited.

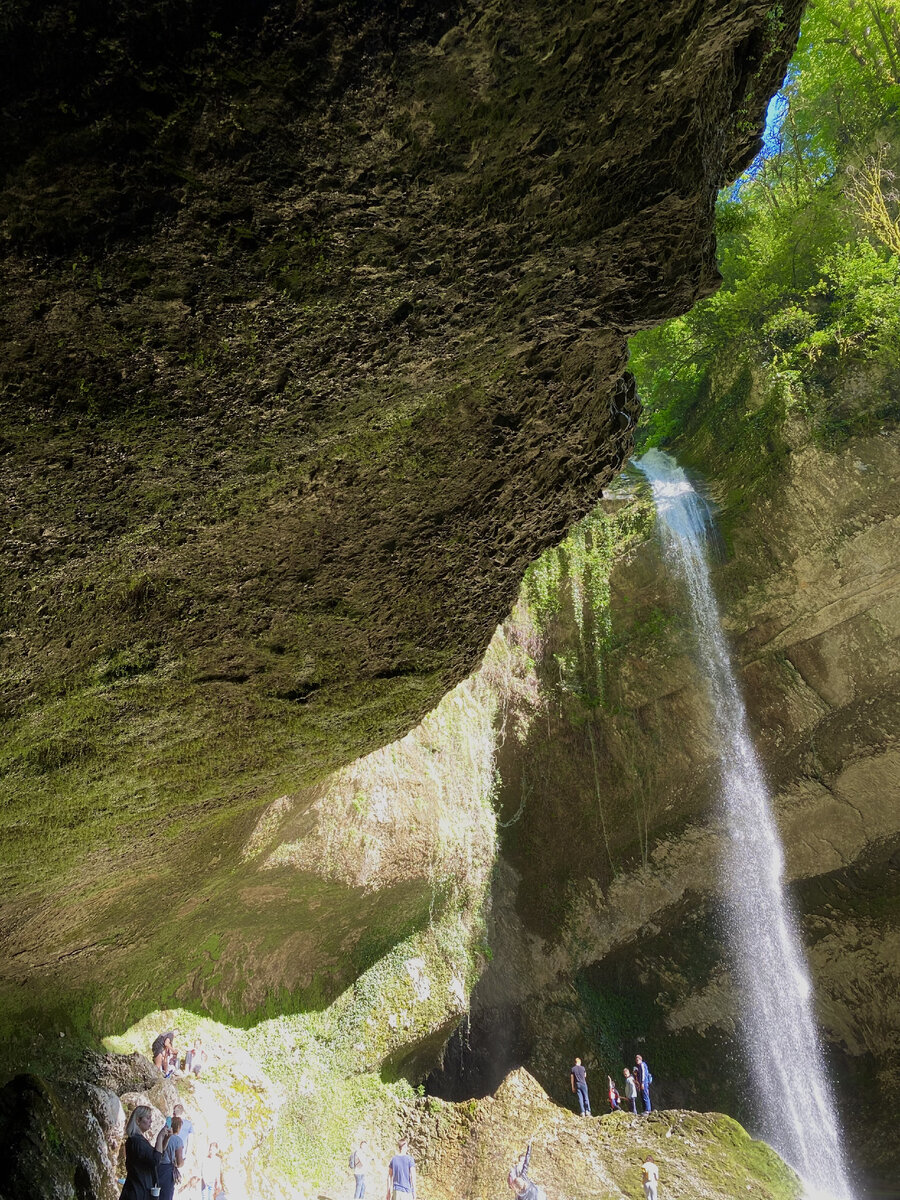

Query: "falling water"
left=636, top=448, right=854, bottom=1200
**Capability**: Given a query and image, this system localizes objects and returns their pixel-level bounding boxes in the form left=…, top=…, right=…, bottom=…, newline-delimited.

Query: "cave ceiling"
left=0, top=0, right=802, bottom=1029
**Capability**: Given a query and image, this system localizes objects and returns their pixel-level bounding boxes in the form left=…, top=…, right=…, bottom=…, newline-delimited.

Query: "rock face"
left=411, top=1067, right=799, bottom=1200
left=0, top=1046, right=801, bottom=1200
left=0, top=1072, right=121, bottom=1200
left=0, top=1, right=802, bottom=1040
left=427, top=422, right=900, bottom=1196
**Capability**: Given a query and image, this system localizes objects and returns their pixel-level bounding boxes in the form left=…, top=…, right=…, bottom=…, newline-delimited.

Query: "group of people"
left=126, top=1042, right=656, bottom=1200
left=119, top=1098, right=224, bottom=1200
left=348, top=1136, right=416, bottom=1200
left=570, top=1053, right=654, bottom=1116
left=151, top=1031, right=209, bottom=1080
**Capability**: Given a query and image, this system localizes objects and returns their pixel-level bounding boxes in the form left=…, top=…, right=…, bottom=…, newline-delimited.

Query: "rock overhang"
left=0, top=0, right=803, bottom=1034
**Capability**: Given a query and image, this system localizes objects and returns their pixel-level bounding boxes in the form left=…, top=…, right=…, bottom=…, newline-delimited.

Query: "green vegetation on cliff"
left=631, top=0, right=900, bottom=480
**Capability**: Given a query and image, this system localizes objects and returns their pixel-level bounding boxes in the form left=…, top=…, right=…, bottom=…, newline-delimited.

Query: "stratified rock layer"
left=0, top=1, right=801, bottom=1032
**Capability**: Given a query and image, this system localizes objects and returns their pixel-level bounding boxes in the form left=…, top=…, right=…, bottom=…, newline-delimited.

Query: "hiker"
left=642, top=1154, right=659, bottom=1200
left=635, top=1054, right=653, bottom=1112
left=350, top=1139, right=368, bottom=1199
left=623, top=1068, right=638, bottom=1114
left=185, top=1037, right=208, bottom=1076
left=120, top=1105, right=171, bottom=1200
left=201, top=1141, right=223, bottom=1200
left=510, top=1171, right=546, bottom=1200
left=387, top=1137, right=416, bottom=1200
left=607, top=1075, right=621, bottom=1111
left=570, top=1056, right=591, bottom=1116
left=507, top=1141, right=531, bottom=1190
left=151, top=1031, right=174, bottom=1072
left=507, top=1142, right=546, bottom=1200
left=158, top=1115, right=185, bottom=1200
left=172, top=1103, right=193, bottom=1156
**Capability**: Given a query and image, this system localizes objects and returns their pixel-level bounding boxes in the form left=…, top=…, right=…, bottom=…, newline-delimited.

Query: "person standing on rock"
left=634, top=1054, right=652, bottom=1113
left=158, top=1115, right=185, bottom=1200
left=623, top=1068, right=638, bottom=1114
left=120, top=1105, right=171, bottom=1200
left=507, top=1142, right=546, bottom=1200
left=570, top=1057, right=591, bottom=1116
left=641, top=1154, right=659, bottom=1200
left=201, top=1141, right=223, bottom=1200
left=387, top=1136, right=416, bottom=1200
left=351, top=1139, right=369, bottom=1198
left=185, top=1036, right=208, bottom=1077
left=172, top=1103, right=193, bottom=1157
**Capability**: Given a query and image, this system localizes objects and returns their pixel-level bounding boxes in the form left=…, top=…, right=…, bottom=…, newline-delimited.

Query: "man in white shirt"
left=642, top=1155, right=659, bottom=1200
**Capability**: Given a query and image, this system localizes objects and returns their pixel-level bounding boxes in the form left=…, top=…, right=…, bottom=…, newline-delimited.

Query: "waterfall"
left=636, top=448, right=854, bottom=1200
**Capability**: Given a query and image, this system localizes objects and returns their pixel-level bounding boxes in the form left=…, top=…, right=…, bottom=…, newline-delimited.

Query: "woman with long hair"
left=120, top=1105, right=170, bottom=1200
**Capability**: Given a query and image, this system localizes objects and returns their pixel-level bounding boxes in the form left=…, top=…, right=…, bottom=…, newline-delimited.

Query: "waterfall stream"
left=636, top=448, right=854, bottom=1200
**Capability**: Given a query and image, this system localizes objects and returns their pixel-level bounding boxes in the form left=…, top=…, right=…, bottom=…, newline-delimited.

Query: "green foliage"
left=522, top=501, right=653, bottom=708
left=631, top=0, right=900, bottom=460
left=788, top=0, right=900, bottom=154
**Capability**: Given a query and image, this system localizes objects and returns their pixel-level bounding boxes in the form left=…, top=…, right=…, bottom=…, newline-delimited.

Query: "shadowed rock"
left=0, top=1, right=802, bottom=1030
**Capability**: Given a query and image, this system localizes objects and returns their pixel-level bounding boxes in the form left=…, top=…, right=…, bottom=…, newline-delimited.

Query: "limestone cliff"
left=429, top=396, right=899, bottom=1196
left=0, top=0, right=802, bottom=1042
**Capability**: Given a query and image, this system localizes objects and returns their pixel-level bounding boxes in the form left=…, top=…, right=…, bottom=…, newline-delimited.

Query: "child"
left=623, top=1068, right=638, bottom=1114
left=641, top=1154, right=659, bottom=1200
left=607, top=1075, right=621, bottom=1111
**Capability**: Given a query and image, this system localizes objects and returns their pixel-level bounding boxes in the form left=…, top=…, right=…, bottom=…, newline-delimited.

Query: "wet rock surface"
left=0, top=1, right=801, bottom=1029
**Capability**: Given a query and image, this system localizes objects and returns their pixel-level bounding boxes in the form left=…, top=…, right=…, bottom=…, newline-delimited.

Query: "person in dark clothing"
left=511, top=1171, right=544, bottom=1200
left=120, top=1105, right=171, bottom=1200
left=386, top=1136, right=416, bottom=1200
left=635, top=1054, right=652, bottom=1113
left=507, top=1140, right=532, bottom=1189
left=570, top=1057, right=591, bottom=1116
left=151, top=1032, right=175, bottom=1071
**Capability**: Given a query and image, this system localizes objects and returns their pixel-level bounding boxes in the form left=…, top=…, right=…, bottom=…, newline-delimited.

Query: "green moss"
left=94, top=897, right=487, bottom=1194
left=522, top=498, right=654, bottom=707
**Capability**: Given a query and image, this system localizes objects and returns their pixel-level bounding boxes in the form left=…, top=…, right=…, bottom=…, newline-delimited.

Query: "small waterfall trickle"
left=636, top=448, right=854, bottom=1200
